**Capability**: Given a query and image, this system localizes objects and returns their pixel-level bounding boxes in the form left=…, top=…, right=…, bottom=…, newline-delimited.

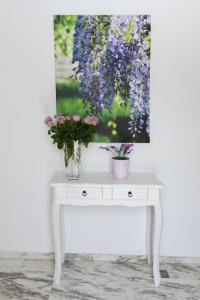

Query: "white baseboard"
left=0, top=251, right=199, bottom=264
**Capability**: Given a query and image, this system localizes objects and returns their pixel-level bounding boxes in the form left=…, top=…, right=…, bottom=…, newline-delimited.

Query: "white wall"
left=0, top=0, right=200, bottom=257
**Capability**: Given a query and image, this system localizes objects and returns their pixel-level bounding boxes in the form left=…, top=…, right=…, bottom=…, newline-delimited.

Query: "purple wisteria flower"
left=72, top=15, right=151, bottom=140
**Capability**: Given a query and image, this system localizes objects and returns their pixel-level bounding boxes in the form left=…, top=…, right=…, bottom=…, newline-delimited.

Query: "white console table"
left=51, top=172, right=163, bottom=287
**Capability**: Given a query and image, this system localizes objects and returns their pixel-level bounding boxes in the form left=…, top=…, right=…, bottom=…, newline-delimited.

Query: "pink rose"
left=72, top=114, right=81, bottom=122
left=83, top=115, right=99, bottom=126
left=44, top=116, right=53, bottom=128
left=54, top=112, right=63, bottom=118
left=65, top=115, right=72, bottom=121
left=57, top=116, right=65, bottom=124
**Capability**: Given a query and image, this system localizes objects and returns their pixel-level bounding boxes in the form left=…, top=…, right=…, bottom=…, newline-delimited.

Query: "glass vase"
left=64, top=140, right=81, bottom=180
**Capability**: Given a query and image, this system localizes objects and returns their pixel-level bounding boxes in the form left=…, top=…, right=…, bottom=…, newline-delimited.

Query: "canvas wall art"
left=54, top=15, right=151, bottom=142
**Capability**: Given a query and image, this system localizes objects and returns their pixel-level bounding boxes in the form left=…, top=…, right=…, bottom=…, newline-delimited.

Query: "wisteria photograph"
left=54, top=15, right=151, bottom=142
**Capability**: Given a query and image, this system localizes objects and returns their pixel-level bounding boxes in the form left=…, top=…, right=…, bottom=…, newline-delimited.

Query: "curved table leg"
left=146, top=206, right=153, bottom=265
left=153, top=204, right=162, bottom=287
left=61, top=205, right=65, bottom=263
left=52, top=202, right=62, bottom=286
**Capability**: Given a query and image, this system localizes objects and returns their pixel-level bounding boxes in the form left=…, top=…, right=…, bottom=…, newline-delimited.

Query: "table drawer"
left=113, top=187, right=147, bottom=200
left=67, top=187, right=102, bottom=200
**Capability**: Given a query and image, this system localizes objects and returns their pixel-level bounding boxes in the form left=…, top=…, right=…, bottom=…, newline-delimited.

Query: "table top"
left=51, top=172, right=163, bottom=189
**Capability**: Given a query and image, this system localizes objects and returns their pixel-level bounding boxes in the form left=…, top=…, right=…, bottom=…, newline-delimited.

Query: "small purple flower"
left=100, top=143, right=134, bottom=157
left=57, top=116, right=65, bottom=124
left=110, top=145, right=117, bottom=150
left=72, top=114, right=81, bottom=122
left=44, top=116, right=53, bottom=128
left=125, top=144, right=134, bottom=154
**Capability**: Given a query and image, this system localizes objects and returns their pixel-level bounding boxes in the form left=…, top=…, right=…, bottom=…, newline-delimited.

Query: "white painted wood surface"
left=51, top=172, right=163, bottom=287
left=51, top=172, right=163, bottom=188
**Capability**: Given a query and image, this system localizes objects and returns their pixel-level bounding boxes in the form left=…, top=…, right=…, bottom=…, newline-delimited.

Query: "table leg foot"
left=153, top=205, right=161, bottom=287
left=61, top=205, right=65, bottom=264
left=52, top=202, right=62, bottom=286
left=146, top=206, right=153, bottom=265
left=53, top=268, right=61, bottom=286
left=154, top=274, right=160, bottom=287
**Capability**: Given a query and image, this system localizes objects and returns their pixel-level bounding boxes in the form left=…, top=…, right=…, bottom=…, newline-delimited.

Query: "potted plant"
left=44, top=113, right=99, bottom=179
left=100, top=144, right=134, bottom=180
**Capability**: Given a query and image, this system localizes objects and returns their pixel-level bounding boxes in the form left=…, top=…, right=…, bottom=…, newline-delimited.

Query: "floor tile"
left=0, top=255, right=199, bottom=300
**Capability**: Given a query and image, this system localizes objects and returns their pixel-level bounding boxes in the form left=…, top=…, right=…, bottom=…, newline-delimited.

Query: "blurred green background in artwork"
left=56, top=79, right=131, bottom=142
left=54, top=15, right=146, bottom=143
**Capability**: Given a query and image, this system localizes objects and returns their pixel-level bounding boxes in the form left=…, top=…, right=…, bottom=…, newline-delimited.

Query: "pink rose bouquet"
left=44, top=113, right=99, bottom=166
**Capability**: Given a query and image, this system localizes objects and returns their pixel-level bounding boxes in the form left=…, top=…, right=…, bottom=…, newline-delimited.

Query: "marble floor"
left=0, top=254, right=200, bottom=300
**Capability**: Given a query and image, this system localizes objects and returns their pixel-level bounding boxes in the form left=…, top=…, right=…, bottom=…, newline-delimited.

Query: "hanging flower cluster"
left=72, top=15, right=151, bottom=139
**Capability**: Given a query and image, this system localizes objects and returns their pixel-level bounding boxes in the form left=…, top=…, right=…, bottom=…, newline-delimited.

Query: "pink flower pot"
left=112, top=157, right=130, bottom=180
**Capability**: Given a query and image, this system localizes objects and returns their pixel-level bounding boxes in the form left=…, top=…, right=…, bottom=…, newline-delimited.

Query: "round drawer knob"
left=82, top=190, right=87, bottom=197
left=128, top=191, right=133, bottom=197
